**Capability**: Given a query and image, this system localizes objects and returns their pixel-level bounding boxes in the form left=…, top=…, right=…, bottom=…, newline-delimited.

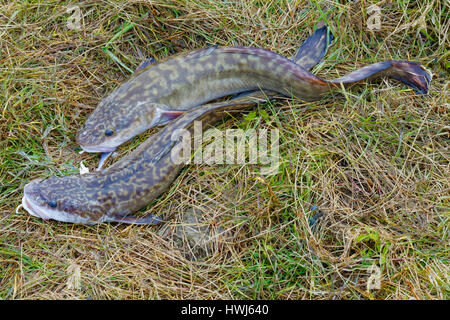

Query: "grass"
left=0, top=0, right=448, bottom=299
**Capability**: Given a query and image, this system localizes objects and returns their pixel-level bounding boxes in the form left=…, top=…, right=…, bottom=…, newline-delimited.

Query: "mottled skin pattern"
left=22, top=26, right=334, bottom=224
left=77, top=25, right=430, bottom=153
left=23, top=97, right=261, bottom=224
left=76, top=46, right=331, bottom=152
left=22, top=26, right=432, bottom=225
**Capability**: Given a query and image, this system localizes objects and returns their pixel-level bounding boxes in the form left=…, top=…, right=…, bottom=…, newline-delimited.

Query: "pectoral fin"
left=160, top=110, right=186, bottom=124
left=96, top=151, right=113, bottom=171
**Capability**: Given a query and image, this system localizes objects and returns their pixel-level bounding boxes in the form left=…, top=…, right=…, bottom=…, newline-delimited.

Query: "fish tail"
left=326, top=60, right=432, bottom=94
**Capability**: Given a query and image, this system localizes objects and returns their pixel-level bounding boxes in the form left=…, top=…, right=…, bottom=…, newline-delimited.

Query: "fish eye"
left=48, top=200, right=57, bottom=208
left=105, top=129, right=114, bottom=136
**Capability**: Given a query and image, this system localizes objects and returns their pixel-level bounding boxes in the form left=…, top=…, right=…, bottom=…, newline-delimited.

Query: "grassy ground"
left=0, top=0, right=448, bottom=299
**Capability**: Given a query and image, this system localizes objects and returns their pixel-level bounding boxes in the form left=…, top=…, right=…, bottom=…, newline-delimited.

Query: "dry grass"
left=0, top=0, right=448, bottom=299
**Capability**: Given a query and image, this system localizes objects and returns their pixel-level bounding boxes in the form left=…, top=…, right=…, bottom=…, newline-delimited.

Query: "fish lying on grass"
left=78, top=25, right=334, bottom=167
left=76, top=26, right=431, bottom=159
left=20, top=26, right=431, bottom=225
left=20, top=25, right=332, bottom=223
left=20, top=25, right=333, bottom=223
left=88, top=25, right=334, bottom=169
left=22, top=77, right=431, bottom=225
left=22, top=96, right=268, bottom=224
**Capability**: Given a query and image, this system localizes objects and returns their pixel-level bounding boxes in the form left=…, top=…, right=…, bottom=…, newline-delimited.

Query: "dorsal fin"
left=219, top=46, right=277, bottom=57
left=129, top=25, right=332, bottom=81
left=293, top=25, right=334, bottom=70
left=135, top=57, right=157, bottom=72
left=129, top=45, right=218, bottom=80
left=184, top=45, right=218, bottom=59
left=129, top=57, right=159, bottom=80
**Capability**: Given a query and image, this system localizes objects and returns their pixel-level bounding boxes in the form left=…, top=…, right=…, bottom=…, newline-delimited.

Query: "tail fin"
left=327, top=60, right=432, bottom=94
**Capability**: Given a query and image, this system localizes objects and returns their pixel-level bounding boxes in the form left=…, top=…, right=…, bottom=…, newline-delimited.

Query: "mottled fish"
left=22, top=96, right=266, bottom=224
left=76, top=27, right=431, bottom=157
left=21, top=25, right=334, bottom=224
left=21, top=70, right=431, bottom=225
left=77, top=26, right=334, bottom=155
left=20, top=26, right=432, bottom=225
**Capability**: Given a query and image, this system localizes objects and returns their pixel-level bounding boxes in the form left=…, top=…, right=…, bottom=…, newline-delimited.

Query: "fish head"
left=76, top=97, right=162, bottom=153
left=22, top=175, right=104, bottom=224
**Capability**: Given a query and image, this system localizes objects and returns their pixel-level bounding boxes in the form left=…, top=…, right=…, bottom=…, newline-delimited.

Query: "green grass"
left=0, top=0, right=449, bottom=299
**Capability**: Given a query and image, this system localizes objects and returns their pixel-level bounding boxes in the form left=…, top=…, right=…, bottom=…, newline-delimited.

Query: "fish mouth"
left=21, top=179, right=100, bottom=225
left=80, top=144, right=117, bottom=153
left=22, top=194, right=51, bottom=220
left=22, top=179, right=52, bottom=220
